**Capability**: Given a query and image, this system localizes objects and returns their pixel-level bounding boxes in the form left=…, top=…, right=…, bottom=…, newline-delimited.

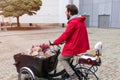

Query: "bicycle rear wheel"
left=75, top=66, right=99, bottom=80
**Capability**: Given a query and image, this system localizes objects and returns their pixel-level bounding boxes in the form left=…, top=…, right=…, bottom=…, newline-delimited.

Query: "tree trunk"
left=16, top=16, right=20, bottom=27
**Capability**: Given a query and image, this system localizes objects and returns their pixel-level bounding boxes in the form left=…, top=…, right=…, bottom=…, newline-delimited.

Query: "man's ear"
left=68, top=11, right=72, bottom=17
left=68, top=11, right=71, bottom=15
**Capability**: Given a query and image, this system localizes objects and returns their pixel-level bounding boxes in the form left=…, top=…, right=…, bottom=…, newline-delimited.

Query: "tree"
left=0, top=0, right=42, bottom=27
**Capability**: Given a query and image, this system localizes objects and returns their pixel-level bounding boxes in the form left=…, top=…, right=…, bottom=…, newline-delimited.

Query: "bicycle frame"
left=48, top=42, right=102, bottom=80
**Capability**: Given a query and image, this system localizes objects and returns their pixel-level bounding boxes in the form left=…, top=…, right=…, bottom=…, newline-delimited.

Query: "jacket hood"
left=79, top=16, right=86, bottom=22
left=68, top=16, right=86, bottom=23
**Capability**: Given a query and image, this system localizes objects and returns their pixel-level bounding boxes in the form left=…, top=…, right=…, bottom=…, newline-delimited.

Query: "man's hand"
left=49, top=41, right=54, bottom=45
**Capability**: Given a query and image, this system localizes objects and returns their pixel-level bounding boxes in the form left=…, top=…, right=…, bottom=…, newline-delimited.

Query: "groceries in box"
left=22, top=43, right=55, bottom=58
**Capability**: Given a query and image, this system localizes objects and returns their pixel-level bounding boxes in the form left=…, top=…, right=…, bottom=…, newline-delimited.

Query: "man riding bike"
left=53, top=4, right=90, bottom=80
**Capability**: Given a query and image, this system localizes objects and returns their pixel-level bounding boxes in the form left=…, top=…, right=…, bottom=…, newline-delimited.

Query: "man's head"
left=66, top=4, right=78, bottom=20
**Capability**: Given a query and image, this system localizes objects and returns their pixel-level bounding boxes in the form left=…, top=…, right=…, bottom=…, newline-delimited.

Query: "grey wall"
left=111, top=0, right=120, bottom=28
left=77, top=0, right=120, bottom=28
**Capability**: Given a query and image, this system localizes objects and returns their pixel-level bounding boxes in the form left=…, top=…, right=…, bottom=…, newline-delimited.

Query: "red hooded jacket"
left=53, top=16, right=90, bottom=56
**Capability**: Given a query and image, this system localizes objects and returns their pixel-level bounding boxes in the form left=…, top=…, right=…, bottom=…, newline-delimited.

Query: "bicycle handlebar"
left=49, top=41, right=54, bottom=45
left=49, top=41, right=62, bottom=50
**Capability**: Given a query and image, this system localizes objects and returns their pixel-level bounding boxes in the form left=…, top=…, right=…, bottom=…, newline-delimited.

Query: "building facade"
left=0, top=0, right=68, bottom=24
left=0, top=0, right=120, bottom=28
left=71, top=0, right=120, bottom=28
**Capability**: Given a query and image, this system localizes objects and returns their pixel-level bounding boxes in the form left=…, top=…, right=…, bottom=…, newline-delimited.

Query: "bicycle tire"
left=75, top=66, right=99, bottom=80
left=19, top=67, right=35, bottom=80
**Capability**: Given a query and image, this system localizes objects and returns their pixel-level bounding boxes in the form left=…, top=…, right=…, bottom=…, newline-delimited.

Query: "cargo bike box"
left=14, top=52, right=59, bottom=78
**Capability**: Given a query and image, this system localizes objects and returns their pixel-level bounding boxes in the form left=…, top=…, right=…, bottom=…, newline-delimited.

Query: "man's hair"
left=66, top=4, right=78, bottom=15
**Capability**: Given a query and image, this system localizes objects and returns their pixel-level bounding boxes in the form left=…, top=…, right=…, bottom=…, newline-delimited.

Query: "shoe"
left=71, top=73, right=79, bottom=80
left=65, top=73, right=78, bottom=80
left=65, top=77, right=78, bottom=80
left=65, top=77, right=72, bottom=80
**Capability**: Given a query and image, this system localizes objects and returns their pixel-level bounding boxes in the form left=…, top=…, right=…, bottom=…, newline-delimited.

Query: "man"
left=53, top=4, right=90, bottom=80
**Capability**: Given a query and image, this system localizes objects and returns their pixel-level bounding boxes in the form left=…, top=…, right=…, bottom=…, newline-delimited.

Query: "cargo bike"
left=13, top=42, right=102, bottom=80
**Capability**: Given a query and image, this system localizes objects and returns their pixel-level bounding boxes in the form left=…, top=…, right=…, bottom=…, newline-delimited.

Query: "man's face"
left=65, top=10, right=71, bottom=20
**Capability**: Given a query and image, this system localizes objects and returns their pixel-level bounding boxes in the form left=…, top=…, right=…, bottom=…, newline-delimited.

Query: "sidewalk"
left=0, top=27, right=120, bottom=80
left=0, top=27, right=64, bottom=80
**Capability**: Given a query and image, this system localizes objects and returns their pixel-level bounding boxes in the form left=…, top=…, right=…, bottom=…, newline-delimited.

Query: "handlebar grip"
left=49, top=41, right=54, bottom=45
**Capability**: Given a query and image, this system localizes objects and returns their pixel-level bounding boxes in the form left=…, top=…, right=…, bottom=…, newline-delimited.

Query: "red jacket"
left=53, top=16, right=90, bottom=56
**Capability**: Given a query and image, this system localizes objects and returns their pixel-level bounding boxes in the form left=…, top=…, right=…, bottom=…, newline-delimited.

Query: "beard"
left=67, top=17, right=70, bottom=20
left=67, top=14, right=70, bottom=20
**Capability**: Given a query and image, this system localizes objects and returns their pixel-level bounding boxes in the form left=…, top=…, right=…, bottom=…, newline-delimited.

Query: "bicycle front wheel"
left=18, top=67, right=35, bottom=80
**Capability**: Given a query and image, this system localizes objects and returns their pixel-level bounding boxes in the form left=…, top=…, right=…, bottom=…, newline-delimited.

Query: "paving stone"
left=0, top=28, right=120, bottom=80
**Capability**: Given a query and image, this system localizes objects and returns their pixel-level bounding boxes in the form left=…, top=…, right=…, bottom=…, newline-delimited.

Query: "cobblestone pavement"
left=0, top=27, right=120, bottom=80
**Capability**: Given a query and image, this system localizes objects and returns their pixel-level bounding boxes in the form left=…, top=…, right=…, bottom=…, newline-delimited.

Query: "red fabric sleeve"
left=53, top=22, right=76, bottom=45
